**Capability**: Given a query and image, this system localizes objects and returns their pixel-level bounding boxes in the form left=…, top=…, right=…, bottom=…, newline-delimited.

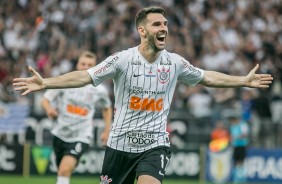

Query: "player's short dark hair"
left=80, top=51, right=96, bottom=60
left=135, top=6, right=166, bottom=30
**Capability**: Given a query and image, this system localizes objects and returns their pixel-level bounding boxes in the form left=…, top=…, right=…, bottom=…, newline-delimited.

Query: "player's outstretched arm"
left=200, top=64, right=273, bottom=88
left=13, top=66, right=92, bottom=95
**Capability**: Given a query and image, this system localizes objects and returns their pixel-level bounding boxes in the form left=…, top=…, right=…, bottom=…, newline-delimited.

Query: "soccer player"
left=41, top=51, right=113, bottom=184
left=13, top=6, right=273, bottom=184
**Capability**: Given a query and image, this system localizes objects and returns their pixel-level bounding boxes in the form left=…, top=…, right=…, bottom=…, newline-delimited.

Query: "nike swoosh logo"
left=133, top=74, right=143, bottom=77
left=159, top=171, right=164, bottom=176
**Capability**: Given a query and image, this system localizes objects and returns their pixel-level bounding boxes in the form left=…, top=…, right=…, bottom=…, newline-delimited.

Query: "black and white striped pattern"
left=87, top=47, right=204, bottom=153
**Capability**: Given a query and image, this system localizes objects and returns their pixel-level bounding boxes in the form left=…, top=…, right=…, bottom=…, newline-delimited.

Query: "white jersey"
left=87, top=46, right=204, bottom=153
left=43, top=84, right=111, bottom=144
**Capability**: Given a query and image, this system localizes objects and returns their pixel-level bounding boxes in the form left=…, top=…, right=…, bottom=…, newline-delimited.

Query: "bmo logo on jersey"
left=129, top=96, right=163, bottom=112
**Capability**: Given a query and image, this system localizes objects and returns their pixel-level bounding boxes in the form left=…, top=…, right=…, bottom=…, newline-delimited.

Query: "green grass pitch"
left=0, top=175, right=205, bottom=184
left=1, top=176, right=276, bottom=184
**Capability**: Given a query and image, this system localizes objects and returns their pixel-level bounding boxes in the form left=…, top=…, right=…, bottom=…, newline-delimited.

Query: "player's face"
left=144, top=13, right=168, bottom=51
left=76, top=57, right=96, bottom=70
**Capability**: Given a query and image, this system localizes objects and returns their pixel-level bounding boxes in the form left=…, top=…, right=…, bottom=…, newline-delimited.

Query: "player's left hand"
left=245, top=64, right=273, bottom=88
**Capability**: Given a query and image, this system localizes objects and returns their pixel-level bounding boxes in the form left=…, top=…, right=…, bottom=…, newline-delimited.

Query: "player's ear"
left=138, top=26, right=146, bottom=37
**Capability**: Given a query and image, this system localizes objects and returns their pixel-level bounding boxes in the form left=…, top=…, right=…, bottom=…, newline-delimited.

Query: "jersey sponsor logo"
left=160, top=59, right=172, bottom=65
left=131, top=86, right=165, bottom=95
left=144, top=70, right=156, bottom=78
left=158, top=67, right=170, bottom=84
left=132, top=86, right=143, bottom=94
left=66, top=104, right=88, bottom=116
left=129, top=96, right=163, bottom=112
left=133, top=73, right=143, bottom=77
left=181, top=58, right=189, bottom=68
left=127, top=131, right=156, bottom=148
left=100, top=175, right=112, bottom=184
left=131, top=60, right=141, bottom=65
left=93, top=56, right=118, bottom=76
left=181, top=59, right=201, bottom=76
left=188, top=65, right=201, bottom=76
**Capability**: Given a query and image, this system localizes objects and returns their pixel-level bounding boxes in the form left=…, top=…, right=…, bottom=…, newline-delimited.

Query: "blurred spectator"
left=229, top=111, right=249, bottom=184
left=209, top=86, right=238, bottom=123
left=253, top=89, right=273, bottom=148
left=0, top=59, right=9, bottom=83
left=270, top=70, right=282, bottom=146
left=239, top=88, right=256, bottom=147
left=209, top=119, right=231, bottom=152
left=187, top=86, right=213, bottom=128
left=270, top=71, right=282, bottom=124
left=240, top=88, right=257, bottom=123
left=210, top=120, right=230, bottom=142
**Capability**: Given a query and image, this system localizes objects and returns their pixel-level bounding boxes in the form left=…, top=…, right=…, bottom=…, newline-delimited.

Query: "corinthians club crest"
left=158, top=67, right=170, bottom=84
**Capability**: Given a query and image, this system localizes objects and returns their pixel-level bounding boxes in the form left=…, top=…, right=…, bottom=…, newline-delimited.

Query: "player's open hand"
left=13, top=66, right=44, bottom=95
left=245, top=64, right=273, bottom=88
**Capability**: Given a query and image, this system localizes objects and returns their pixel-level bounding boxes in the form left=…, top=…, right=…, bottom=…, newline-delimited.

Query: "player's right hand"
left=46, top=108, right=58, bottom=119
left=13, top=66, right=44, bottom=95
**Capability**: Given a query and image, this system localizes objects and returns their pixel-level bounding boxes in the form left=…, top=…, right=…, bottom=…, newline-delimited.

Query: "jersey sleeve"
left=43, top=89, right=61, bottom=102
left=176, top=55, right=204, bottom=86
left=87, top=52, right=123, bottom=87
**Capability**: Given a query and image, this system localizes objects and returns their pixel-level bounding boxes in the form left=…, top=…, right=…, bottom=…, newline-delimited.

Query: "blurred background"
left=0, top=0, right=282, bottom=183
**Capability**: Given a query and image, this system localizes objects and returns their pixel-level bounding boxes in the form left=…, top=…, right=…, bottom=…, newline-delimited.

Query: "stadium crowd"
left=0, top=0, right=282, bottom=148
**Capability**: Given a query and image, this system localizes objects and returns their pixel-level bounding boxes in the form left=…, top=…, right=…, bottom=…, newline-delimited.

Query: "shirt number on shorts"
left=160, top=154, right=170, bottom=172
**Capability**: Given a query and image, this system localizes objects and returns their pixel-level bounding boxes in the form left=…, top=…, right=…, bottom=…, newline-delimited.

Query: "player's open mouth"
left=157, top=35, right=166, bottom=43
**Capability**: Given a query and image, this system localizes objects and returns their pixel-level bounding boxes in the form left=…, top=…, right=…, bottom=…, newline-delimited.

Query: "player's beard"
left=147, top=32, right=164, bottom=52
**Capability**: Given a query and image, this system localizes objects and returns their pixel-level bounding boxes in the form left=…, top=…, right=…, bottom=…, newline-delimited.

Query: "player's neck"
left=138, top=45, right=161, bottom=64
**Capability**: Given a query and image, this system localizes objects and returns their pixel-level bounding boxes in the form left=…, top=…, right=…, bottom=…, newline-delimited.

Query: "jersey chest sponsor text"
left=127, top=131, right=156, bottom=148
left=129, top=95, right=163, bottom=112
left=66, top=104, right=88, bottom=116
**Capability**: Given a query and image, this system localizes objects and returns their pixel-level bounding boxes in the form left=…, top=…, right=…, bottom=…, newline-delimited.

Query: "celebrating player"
left=14, top=6, right=272, bottom=184
left=41, top=51, right=112, bottom=184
